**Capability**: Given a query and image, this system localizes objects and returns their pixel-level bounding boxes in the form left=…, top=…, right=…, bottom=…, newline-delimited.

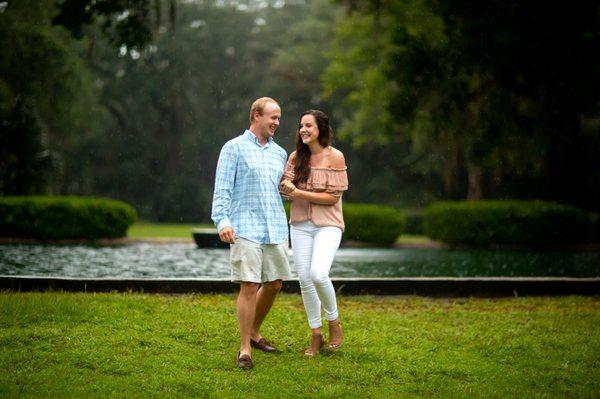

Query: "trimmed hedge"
left=0, top=196, right=137, bottom=239
left=343, top=203, right=405, bottom=244
left=284, top=201, right=404, bottom=244
left=425, top=200, right=591, bottom=246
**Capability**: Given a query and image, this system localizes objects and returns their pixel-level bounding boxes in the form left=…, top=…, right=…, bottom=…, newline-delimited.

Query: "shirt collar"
left=244, top=129, right=271, bottom=148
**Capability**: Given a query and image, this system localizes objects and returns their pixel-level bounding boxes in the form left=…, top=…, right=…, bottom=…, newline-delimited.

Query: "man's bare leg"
left=251, top=280, right=282, bottom=341
left=238, top=282, right=260, bottom=357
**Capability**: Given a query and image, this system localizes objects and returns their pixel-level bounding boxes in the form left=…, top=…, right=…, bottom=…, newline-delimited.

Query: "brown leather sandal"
left=304, top=333, right=324, bottom=357
left=328, top=320, right=343, bottom=350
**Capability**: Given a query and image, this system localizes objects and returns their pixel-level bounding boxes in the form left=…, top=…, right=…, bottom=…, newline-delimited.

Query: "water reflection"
left=332, top=248, right=600, bottom=277
left=0, top=244, right=598, bottom=278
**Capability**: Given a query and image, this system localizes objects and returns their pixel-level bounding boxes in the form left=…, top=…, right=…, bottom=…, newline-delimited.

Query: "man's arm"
left=211, top=142, right=237, bottom=243
left=279, top=151, right=295, bottom=200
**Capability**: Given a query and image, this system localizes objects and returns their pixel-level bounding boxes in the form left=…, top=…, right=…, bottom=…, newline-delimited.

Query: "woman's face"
left=299, top=114, right=320, bottom=146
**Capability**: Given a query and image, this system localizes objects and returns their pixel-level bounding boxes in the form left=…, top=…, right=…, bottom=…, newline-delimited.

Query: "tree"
left=53, top=0, right=171, bottom=50
left=80, top=0, right=323, bottom=221
left=324, top=0, right=600, bottom=209
left=0, top=94, right=52, bottom=195
left=0, top=2, right=103, bottom=194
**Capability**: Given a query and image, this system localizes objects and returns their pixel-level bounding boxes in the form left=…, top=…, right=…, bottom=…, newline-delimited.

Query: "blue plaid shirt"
left=211, top=130, right=289, bottom=244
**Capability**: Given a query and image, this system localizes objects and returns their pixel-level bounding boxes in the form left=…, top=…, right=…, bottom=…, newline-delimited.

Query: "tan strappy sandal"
left=304, top=333, right=324, bottom=357
left=328, top=320, right=343, bottom=350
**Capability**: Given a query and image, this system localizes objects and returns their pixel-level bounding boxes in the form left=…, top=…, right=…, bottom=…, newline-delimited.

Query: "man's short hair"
left=249, top=97, right=279, bottom=124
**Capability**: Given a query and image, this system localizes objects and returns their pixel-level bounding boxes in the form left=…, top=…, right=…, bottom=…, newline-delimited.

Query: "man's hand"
left=218, top=227, right=236, bottom=243
left=279, top=179, right=297, bottom=196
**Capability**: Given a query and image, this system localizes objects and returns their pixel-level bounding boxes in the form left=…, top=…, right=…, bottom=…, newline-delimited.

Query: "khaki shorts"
left=230, top=237, right=291, bottom=283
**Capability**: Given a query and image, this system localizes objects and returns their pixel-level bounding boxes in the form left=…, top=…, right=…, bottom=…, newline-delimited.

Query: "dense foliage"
left=0, top=196, right=136, bottom=239
left=424, top=201, right=592, bottom=246
left=325, top=0, right=600, bottom=210
left=342, top=203, right=405, bottom=244
left=2, top=0, right=598, bottom=223
left=0, top=2, right=103, bottom=195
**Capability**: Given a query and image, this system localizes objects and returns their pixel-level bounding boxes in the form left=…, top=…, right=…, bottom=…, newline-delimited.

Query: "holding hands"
left=279, top=179, right=297, bottom=196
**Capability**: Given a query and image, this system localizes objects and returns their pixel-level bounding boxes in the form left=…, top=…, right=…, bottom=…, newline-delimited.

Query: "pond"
left=0, top=244, right=598, bottom=278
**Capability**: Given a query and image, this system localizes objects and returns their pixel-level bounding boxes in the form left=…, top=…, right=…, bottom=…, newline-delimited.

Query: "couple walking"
left=211, top=97, right=348, bottom=369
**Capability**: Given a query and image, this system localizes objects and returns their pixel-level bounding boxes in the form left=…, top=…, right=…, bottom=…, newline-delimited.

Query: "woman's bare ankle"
left=328, top=319, right=343, bottom=349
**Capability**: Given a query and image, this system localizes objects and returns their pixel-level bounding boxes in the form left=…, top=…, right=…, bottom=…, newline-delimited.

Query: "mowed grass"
left=128, top=222, right=433, bottom=245
left=1, top=293, right=598, bottom=398
left=395, top=234, right=432, bottom=245
left=127, top=222, right=212, bottom=238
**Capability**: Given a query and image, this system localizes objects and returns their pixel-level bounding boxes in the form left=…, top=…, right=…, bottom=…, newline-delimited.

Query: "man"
left=211, top=97, right=291, bottom=369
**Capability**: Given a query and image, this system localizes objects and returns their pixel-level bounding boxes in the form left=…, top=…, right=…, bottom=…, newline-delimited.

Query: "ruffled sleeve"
left=305, top=167, right=348, bottom=197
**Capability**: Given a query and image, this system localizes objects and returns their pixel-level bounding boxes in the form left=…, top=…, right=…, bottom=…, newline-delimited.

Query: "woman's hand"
left=279, top=179, right=297, bottom=196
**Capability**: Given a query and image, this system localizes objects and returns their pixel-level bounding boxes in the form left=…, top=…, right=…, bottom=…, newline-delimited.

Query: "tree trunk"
left=467, top=165, right=483, bottom=200
left=169, top=0, right=176, bottom=36
left=154, top=0, right=162, bottom=36
left=443, top=133, right=462, bottom=199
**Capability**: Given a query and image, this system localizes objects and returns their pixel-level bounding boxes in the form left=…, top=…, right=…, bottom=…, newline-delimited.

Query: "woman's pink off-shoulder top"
left=281, top=160, right=349, bottom=231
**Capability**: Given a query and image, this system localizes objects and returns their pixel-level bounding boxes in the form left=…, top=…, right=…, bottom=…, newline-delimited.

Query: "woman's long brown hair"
left=293, top=110, right=334, bottom=186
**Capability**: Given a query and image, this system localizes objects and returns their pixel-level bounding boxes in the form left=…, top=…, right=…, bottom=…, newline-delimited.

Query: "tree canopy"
left=2, top=0, right=598, bottom=220
left=324, top=0, right=599, bottom=209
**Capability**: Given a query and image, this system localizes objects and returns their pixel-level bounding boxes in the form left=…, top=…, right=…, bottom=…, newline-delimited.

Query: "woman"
left=279, top=110, right=348, bottom=356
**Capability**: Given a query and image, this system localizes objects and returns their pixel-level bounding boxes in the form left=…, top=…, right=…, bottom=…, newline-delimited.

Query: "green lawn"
left=128, top=222, right=432, bottom=245
left=1, top=293, right=598, bottom=398
left=396, top=234, right=432, bottom=245
left=128, top=222, right=212, bottom=238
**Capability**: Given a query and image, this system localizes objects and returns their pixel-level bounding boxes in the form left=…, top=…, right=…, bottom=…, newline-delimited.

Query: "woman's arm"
left=281, top=180, right=339, bottom=205
left=280, top=149, right=346, bottom=206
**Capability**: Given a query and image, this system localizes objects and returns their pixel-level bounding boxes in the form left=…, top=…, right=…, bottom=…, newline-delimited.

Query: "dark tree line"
left=1, top=0, right=598, bottom=222
left=324, top=0, right=599, bottom=210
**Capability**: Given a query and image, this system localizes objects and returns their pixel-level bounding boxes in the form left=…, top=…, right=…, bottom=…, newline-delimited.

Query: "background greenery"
left=342, top=203, right=405, bottom=244
left=1, top=0, right=598, bottom=222
left=424, top=200, right=593, bottom=246
left=0, top=196, right=136, bottom=239
left=1, top=292, right=598, bottom=398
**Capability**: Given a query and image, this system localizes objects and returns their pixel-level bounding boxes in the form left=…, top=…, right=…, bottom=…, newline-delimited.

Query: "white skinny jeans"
left=290, top=220, right=342, bottom=329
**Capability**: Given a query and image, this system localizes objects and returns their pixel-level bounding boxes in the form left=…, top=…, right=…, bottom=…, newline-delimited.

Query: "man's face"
left=254, top=102, right=281, bottom=140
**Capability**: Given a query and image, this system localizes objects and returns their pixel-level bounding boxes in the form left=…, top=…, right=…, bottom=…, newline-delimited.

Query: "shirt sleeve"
left=211, top=141, right=238, bottom=232
left=279, top=157, right=295, bottom=199
left=280, top=159, right=295, bottom=183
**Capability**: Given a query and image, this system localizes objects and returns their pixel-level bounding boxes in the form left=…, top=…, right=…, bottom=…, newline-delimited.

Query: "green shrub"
left=342, top=203, right=404, bottom=244
left=281, top=201, right=404, bottom=244
left=0, top=196, right=137, bottom=239
left=425, top=200, right=591, bottom=246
